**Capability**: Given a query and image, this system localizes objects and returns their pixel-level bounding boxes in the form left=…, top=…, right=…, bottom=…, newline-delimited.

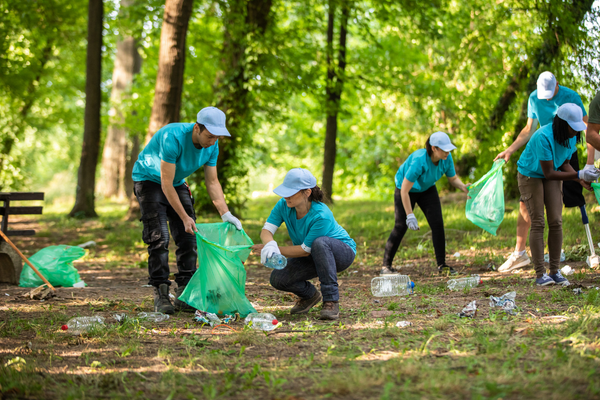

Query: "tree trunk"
left=100, top=35, right=141, bottom=199
left=126, top=0, right=194, bottom=220
left=193, top=0, right=272, bottom=216
left=321, top=0, right=349, bottom=203
left=69, top=0, right=103, bottom=218
left=124, top=134, right=140, bottom=199
left=144, top=0, right=194, bottom=144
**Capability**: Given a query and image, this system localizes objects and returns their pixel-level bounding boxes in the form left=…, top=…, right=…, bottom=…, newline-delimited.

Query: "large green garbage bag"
left=19, top=245, right=86, bottom=287
left=465, top=159, right=506, bottom=236
left=178, top=222, right=256, bottom=317
left=592, top=183, right=600, bottom=205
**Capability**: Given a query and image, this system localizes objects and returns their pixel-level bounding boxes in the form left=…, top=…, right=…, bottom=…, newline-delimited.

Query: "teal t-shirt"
left=394, top=149, right=456, bottom=192
left=527, top=86, right=587, bottom=127
left=266, top=199, right=357, bottom=254
left=132, top=123, right=219, bottom=186
left=517, top=123, right=577, bottom=179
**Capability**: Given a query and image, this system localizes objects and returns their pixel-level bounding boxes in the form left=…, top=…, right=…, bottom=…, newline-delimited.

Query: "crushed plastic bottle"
left=458, top=301, right=477, bottom=318
left=77, top=240, right=97, bottom=248
left=396, top=321, right=412, bottom=328
left=561, top=265, right=574, bottom=276
left=371, top=275, right=414, bottom=297
left=244, top=313, right=279, bottom=331
left=447, top=275, right=481, bottom=291
left=138, top=312, right=170, bottom=322
left=489, top=291, right=517, bottom=315
left=544, top=249, right=566, bottom=263
left=195, top=310, right=222, bottom=327
left=264, top=254, right=287, bottom=270
left=61, top=316, right=105, bottom=335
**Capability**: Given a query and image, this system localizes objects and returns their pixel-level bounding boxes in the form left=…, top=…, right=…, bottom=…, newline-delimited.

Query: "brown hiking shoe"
left=153, top=284, right=174, bottom=315
left=290, top=291, right=322, bottom=314
left=320, top=301, right=339, bottom=320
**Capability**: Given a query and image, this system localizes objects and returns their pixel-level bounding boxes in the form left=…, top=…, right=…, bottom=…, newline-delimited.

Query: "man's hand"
left=406, top=213, right=419, bottom=231
left=221, top=211, right=242, bottom=230
left=579, top=179, right=593, bottom=191
left=260, top=241, right=281, bottom=264
left=494, top=149, right=512, bottom=162
left=183, top=216, right=198, bottom=235
left=578, top=165, right=600, bottom=182
left=461, top=182, right=471, bottom=194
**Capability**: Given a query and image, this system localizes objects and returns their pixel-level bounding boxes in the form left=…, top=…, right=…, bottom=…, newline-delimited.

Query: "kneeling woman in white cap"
left=382, top=132, right=469, bottom=275
left=516, top=103, right=598, bottom=286
left=252, top=168, right=356, bottom=320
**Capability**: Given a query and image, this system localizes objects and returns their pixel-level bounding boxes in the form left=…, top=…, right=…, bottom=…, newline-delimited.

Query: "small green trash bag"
left=592, top=183, right=600, bottom=205
left=178, top=222, right=257, bottom=318
left=465, top=159, right=506, bottom=236
left=19, top=245, right=86, bottom=287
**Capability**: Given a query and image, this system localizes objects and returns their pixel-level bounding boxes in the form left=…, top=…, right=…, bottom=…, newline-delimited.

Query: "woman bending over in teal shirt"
left=382, top=132, right=469, bottom=276
left=252, top=168, right=356, bottom=320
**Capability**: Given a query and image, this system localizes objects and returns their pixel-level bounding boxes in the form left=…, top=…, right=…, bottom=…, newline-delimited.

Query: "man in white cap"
left=132, top=106, right=243, bottom=314
left=495, top=71, right=590, bottom=272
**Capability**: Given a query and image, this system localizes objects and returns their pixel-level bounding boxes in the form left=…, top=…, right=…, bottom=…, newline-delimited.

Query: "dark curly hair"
left=552, top=114, right=573, bottom=148
left=425, top=137, right=433, bottom=157
left=307, top=186, right=324, bottom=203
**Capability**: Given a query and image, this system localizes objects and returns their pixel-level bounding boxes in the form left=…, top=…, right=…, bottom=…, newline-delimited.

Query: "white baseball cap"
left=557, top=103, right=586, bottom=132
left=430, top=131, right=456, bottom=152
left=273, top=168, right=317, bottom=198
left=197, top=107, right=231, bottom=137
left=537, top=71, right=557, bottom=100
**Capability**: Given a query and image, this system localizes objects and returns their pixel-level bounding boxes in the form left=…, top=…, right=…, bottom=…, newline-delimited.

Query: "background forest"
left=2, top=0, right=600, bottom=217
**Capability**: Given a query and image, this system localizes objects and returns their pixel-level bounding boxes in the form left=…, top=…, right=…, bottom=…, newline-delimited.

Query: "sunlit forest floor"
left=2, top=193, right=600, bottom=399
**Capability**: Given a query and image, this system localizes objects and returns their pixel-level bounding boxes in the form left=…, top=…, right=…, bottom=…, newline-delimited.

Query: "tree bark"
left=100, top=36, right=141, bottom=199
left=69, top=0, right=103, bottom=218
left=321, top=0, right=349, bottom=203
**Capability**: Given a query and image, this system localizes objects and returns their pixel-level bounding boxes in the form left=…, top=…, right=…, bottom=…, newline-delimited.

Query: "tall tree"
left=69, top=0, right=104, bottom=218
left=321, top=0, right=349, bottom=203
left=126, top=0, right=194, bottom=220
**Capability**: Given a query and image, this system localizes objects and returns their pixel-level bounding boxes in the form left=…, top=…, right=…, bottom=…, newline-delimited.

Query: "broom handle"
left=0, top=230, right=55, bottom=291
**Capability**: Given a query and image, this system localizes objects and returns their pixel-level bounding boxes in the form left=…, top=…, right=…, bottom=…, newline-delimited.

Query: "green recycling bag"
left=19, top=245, right=86, bottom=287
left=591, top=183, right=600, bottom=205
left=178, top=222, right=257, bottom=317
left=465, top=159, right=506, bottom=236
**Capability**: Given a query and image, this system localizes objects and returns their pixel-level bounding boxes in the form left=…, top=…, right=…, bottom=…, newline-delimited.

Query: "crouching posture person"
left=132, top=107, right=243, bottom=314
left=252, top=168, right=356, bottom=320
left=516, top=103, right=599, bottom=286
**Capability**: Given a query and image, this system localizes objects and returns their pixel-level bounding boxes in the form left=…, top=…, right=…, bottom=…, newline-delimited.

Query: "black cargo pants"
left=133, top=180, right=197, bottom=288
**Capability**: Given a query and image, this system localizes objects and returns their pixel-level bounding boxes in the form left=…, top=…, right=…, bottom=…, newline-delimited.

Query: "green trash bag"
left=178, top=222, right=257, bottom=318
left=592, top=183, right=600, bottom=205
left=465, top=159, right=506, bottom=236
left=19, top=245, right=86, bottom=287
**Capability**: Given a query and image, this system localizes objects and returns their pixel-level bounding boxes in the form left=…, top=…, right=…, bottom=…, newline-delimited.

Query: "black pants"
left=383, top=185, right=445, bottom=267
left=563, top=139, right=585, bottom=208
left=134, top=181, right=197, bottom=288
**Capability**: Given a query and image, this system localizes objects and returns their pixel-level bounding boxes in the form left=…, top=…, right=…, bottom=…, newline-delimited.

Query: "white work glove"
left=406, top=213, right=419, bottom=231
left=578, top=165, right=600, bottom=182
left=261, top=240, right=281, bottom=265
left=221, top=211, right=242, bottom=230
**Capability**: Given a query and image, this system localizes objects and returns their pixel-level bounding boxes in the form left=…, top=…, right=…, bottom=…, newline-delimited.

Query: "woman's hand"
left=579, top=179, right=593, bottom=191
left=251, top=244, right=265, bottom=252
left=461, top=182, right=471, bottom=194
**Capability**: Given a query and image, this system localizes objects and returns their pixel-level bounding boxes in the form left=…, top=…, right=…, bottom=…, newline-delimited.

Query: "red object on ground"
left=272, top=319, right=278, bottom=325
left=61, top=325, right=68, bottom=330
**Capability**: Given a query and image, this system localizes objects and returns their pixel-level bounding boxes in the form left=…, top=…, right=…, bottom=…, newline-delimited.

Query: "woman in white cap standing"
left=252, top=168, right=356, bottom=320
left=382, top=132, right=469, bottom=275
left=516, top=103, right=599, bottom=286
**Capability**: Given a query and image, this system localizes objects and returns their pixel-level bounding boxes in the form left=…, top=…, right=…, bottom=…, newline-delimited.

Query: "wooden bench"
left=0, top=192, right=44, bottom=284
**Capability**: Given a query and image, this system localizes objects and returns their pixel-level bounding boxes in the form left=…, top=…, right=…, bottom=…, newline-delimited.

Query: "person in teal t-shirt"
left=132, top=107, right=243, bottom=315
left=383, top=132, right=469, bottom=276
left=495, top=71, right=589, bottom=273
left=516, top=103, right=598, bottom=287
left=252, top=168, right=356, bottom=321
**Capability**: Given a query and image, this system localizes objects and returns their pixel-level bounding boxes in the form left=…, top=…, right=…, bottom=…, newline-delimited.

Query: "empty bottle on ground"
left=447, top=275, right=481, bottom=291
left=264, top=254, right=287, bottom=270
left=61, top=316, right=105, bottom=334
left=244, top=313, right=279, bottom=331
left=371, top=275, right=414, bottom=297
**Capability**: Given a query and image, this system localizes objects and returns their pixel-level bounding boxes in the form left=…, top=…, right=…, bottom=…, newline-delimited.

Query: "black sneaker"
left=320, top=301, right=340, bottom=320
left=290, top=291, right=322, bottom=314
left=438, top=264, right=458, bottom=275
left=153, top=283, right=175, bottom=314
left=174, top=285, right=196, bottom=313
left=380, top=266, right=400, bottom=275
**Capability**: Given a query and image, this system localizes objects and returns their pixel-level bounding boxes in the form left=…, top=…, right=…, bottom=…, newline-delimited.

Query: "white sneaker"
left=498, top=252, right=531, bottom=272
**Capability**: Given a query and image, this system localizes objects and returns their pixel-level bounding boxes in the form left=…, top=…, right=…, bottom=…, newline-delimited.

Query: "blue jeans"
left=133, top=180, right=197, bottom=288
left=270, top=237, right=355, bottom=302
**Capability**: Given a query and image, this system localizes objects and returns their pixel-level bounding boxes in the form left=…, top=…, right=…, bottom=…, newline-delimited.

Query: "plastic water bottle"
left=371, top=275, right=414, bottom=297
left=61, top=316, right=105, bottom=334
left=447, top=275, right=481, bottom=291
left=138, top=312, right=170, bottom=322
left=244, top=313, right=279, bottom=331
left=264, top=254, right=287, bottom=270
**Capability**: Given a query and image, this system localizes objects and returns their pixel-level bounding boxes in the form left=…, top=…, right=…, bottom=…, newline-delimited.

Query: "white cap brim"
left=273, top=184, right=300, bottom=198
left=205, top=124, right=231, bottom=137
left=567, top=120, right=587, bottom=132
left=537, top=89, right=554, bottom=100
